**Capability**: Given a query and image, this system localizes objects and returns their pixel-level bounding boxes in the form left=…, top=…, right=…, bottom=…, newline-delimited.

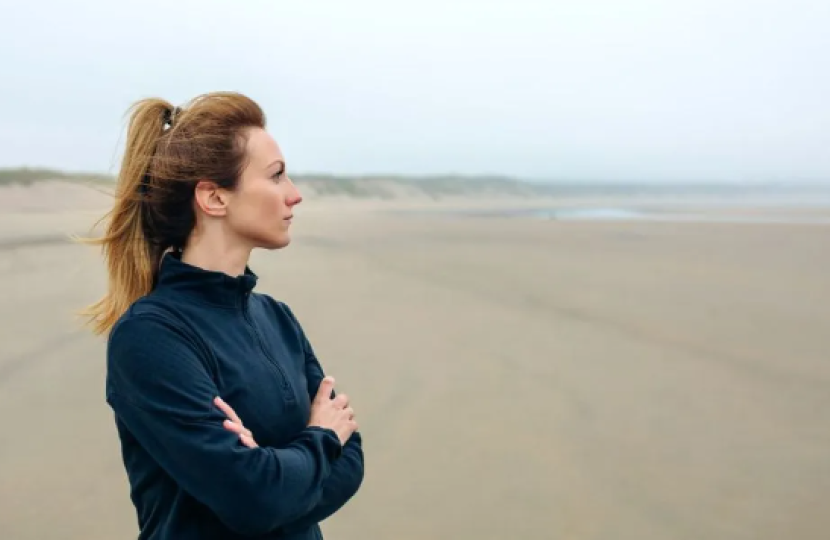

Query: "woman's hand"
left=215, top=396, right=258, bottom=449
left=308, top=376, right=358, bottom=445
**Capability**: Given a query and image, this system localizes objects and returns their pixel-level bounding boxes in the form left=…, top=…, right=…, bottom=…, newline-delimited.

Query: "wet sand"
left=0, top=205, right=828, bottom=539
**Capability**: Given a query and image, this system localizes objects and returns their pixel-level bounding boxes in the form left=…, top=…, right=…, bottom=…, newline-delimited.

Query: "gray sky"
left=1, top=0, right=828, bottom=182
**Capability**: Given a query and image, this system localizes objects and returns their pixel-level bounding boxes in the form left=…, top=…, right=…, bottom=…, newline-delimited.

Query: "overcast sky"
left=0, top=0, right=828, bottom=182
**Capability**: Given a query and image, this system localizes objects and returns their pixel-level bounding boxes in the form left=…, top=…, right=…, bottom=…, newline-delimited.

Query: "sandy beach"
left=0, top=187, right=828, bottom=540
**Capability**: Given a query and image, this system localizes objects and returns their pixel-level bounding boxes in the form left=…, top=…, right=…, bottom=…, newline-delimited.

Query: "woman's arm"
left=280, top=355, right=364, bottom=532
left=220, top=381, right=363, bottom=534
left=277, top=303, right=365, bottom=531
left=106, top=314, right=343, bottom=537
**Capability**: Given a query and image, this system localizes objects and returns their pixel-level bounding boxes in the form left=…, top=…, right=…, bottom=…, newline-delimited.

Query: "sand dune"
left=0, top=189, right=828, bottom=539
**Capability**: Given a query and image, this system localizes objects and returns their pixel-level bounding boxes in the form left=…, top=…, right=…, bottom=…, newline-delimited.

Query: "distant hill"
left=0, top=167, right=551, bottom=199
left=0, top=167, right=113, bottom=186
left=294, top=173, right=552, bottom=199
left=1, top=167, right=827, bottom=200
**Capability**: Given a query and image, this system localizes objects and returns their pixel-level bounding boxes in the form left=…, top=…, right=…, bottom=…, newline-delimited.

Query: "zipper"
left=241, top=291, right=295, bottom=401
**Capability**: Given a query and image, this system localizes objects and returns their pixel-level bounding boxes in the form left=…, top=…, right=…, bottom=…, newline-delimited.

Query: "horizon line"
left=0, top=165, right=828, bottom=186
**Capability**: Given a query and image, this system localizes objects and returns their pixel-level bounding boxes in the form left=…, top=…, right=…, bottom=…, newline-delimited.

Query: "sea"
left=463, top=206, right=830, bottom=224
left=401, top=195, right=830, bottom=225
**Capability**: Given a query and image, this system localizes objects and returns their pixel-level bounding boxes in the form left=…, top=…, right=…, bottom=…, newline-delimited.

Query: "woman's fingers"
left=223, top=419, right=257, bottom=448
left=216, top=397, right=258, bottom=448
left=332, top=393, right=350, bottom=409
left=214, top=396, right=243, bottom=425
left=239, top=433, right=258, bottom=448
left=313, top=377, right=336, bottom=404
left=223, top=419, right=244, bottom=434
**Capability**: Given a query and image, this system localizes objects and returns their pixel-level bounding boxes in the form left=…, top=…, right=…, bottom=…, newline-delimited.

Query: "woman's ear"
left=193, top=180, right=230, bottom=217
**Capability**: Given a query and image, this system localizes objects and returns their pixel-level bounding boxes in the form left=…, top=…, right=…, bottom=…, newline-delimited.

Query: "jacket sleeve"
left=279, top=305, right=365, bottom=533
left=106, top=314, right=343, bottom=537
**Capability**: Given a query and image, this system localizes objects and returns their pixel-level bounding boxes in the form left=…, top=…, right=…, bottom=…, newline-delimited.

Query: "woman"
left=80, top=92, right=364, bottom=539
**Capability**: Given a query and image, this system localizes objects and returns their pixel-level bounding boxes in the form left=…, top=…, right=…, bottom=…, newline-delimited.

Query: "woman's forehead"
left=244, top=128, right=284, bottom=168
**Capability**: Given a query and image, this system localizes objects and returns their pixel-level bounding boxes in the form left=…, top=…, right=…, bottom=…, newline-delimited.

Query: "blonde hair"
left=78, top=91, right=266, bottom=335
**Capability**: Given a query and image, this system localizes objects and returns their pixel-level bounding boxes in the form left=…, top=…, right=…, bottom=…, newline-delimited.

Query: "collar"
left=154, top=251, right=258, bottom=308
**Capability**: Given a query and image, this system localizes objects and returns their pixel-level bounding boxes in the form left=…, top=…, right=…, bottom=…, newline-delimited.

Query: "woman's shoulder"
left=106, top=302, right=215, bottom=393
left=111, top=295, right=177, bottom=330
left=108, top=297, right=205, bottom=357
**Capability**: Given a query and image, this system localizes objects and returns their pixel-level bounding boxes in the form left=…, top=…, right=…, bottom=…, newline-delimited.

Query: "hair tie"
left=163, top=106, right=181, bottom=127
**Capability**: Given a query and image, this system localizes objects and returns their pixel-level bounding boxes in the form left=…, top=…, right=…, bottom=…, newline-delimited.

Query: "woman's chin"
left=261, top=234, right=291, bottom=251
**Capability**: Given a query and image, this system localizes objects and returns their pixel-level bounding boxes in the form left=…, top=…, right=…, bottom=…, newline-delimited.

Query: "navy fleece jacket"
left=105, top=252, right=364, bottom=539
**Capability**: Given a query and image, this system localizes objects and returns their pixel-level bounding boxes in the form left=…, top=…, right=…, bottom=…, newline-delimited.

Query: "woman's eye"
left=272, top=170, right=285, bottom=180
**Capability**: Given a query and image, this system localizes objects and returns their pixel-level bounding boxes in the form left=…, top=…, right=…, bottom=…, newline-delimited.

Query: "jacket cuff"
left=304, top=426, right=343, bottom=460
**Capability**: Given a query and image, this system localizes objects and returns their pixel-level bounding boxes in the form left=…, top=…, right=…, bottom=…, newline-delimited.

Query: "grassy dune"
left=0, top=167, right=113, bottom=186
left=1, top=167, right=827, bottom=201
left=0, top=167, right=556, bottom=200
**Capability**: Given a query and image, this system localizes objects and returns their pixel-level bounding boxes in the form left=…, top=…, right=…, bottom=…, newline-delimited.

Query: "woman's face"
left=224, top=127, right=304, bottom=250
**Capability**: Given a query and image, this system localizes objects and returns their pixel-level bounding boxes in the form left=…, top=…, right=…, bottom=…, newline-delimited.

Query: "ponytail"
left=77, top=99, right=173, bottom=336
left=78, top=91, right=267, bottom=336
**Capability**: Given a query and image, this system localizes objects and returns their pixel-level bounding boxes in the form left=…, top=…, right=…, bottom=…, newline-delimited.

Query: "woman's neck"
left=180, top=230, right=252, bottom=278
